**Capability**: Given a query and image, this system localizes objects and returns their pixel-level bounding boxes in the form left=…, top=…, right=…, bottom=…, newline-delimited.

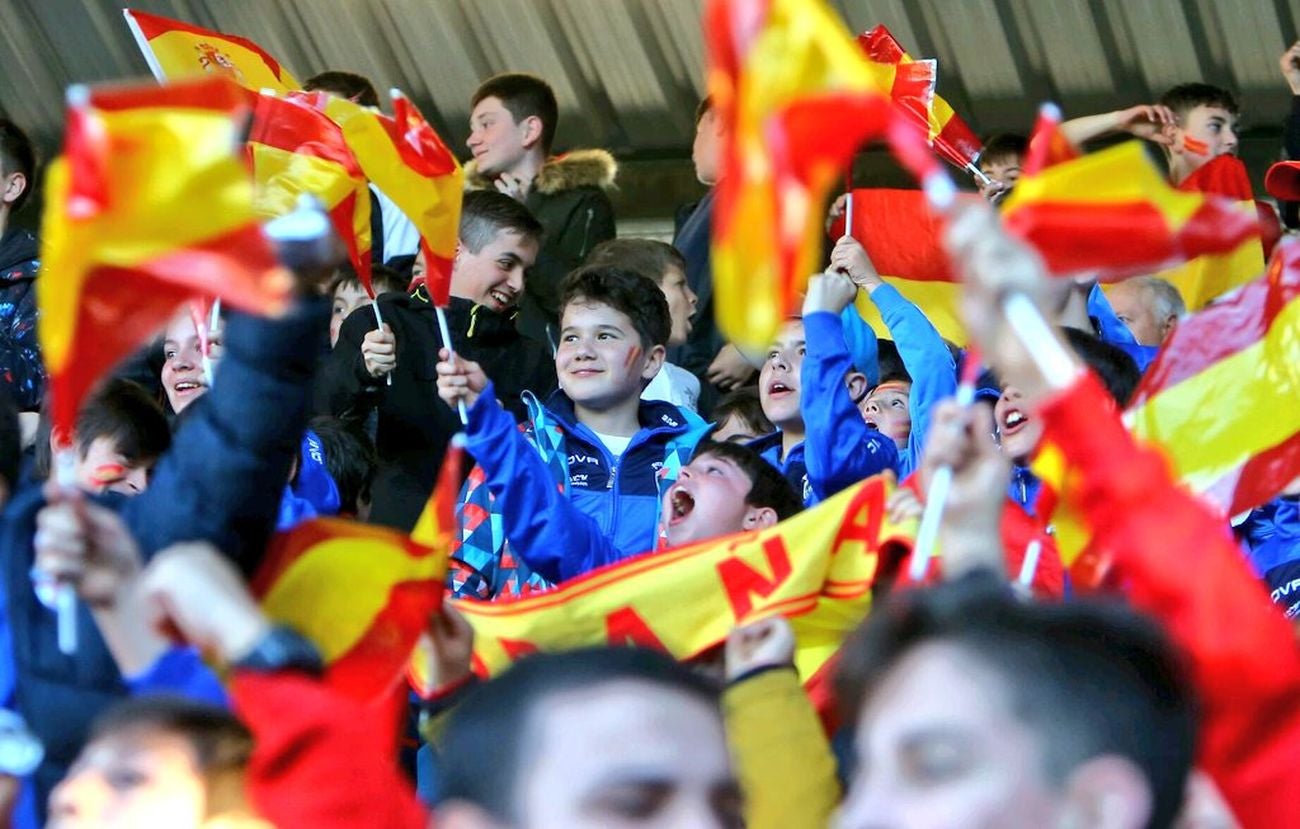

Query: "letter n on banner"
left=718, top=536, right=793, bottom=621
left=605, top=607, right=669, bottom=649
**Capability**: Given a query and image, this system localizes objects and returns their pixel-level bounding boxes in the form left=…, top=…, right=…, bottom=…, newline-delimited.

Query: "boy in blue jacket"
left=749, top=272, right=899, bottom=507
left=438, top=265, right=710, bottom=598
left=827, top=235, right=956, bottom=478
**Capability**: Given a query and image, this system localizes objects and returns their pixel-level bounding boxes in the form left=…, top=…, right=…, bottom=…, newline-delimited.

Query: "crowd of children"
left=0, top=17, right=1296, bottom=829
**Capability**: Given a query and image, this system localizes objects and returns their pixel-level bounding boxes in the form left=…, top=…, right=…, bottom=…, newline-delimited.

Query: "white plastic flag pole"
left=844, top=188, right=854, bottom=239
left=1017, top=539, right=1043, bottom=589
left=434, top=305, right=469, bottom=425
left=51, top=451, right=80, bottom=654
left=371, top=301, right=392, bottom=387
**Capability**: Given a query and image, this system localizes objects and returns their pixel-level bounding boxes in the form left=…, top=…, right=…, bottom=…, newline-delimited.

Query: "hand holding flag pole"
left=435, top=306, right=469, bottom=425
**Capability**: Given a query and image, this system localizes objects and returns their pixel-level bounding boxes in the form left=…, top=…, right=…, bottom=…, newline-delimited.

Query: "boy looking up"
left=975, top=133, right=1027, bottom=201
left=318, top=191, right=555, bottom=531
left=749, top=275, right=899, bottom=507
left=467, top=73, right=616, bottom=344
left=438, top=265, right=710, bottom=597
left=327, top=264, right=406, bottom=348
left=829, top=236, right=957, bottom=479
left=585, top=238, right=701, bottom=411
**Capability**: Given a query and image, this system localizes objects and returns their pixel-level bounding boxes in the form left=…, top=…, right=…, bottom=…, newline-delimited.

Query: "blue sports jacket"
left=449, top=383, right=710, bottom=596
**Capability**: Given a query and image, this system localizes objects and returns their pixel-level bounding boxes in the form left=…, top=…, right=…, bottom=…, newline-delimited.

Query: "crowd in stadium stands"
left=1, top=23, right=1300, bottom=829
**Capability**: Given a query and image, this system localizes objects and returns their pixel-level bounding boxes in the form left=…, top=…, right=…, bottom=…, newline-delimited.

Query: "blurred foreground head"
left=836, top=577, right=1196, bottom=829
left=437, top=647, right=742, bottom=829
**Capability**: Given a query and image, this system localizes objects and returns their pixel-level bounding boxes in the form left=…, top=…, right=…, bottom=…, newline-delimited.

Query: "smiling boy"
left=466, top=73, right=617, bottom=345
left=318, top=191, right=556, bottom=531
left=438, top=265, right=711, bottom=595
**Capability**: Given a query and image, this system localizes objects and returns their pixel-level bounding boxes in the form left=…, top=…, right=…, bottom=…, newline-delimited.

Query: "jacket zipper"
left=579, top=208, right=595, bottom=258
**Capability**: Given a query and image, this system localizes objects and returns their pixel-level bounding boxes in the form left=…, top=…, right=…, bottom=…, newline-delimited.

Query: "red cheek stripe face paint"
left=624, top=345, right=642, bottom=369
left=1183, top=135, right=1210, bottom=156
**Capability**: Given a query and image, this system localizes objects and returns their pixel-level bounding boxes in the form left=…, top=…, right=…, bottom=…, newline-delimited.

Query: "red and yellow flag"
left=123, top=9, right=299, bottom=94
left=1155, top=155, right=1267, bottom=310
left=255, top=440, right=460, bottom=701
left=830, top=189, right=971, bottom=344
left=454, top=475, right=912, bottom=688
left=1022, top=103, right=1079, bottom=176
left=1125, top=239, right=1300, bottom=517
left=247, top=92, right=373, bottom=292
left=857, top=25, right=984, bottom=176
left=705, top=0, right=934, bottom=352
left=38, top=77, right=289, bottom=435
left=324, top=92, right=463, bottom=305
left=1002, top=141, right=1262, bottom=285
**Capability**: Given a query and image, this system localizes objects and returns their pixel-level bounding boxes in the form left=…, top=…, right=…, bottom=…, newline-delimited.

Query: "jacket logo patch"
left=660, top=414, right=680, bottom=427
left=569, top=453, right=601, bottom=466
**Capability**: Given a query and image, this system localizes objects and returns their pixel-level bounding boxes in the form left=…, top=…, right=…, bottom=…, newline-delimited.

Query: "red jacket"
left=1040, top=372, right=1300, bottom=828
left=231, top=672, right=429, bottom=829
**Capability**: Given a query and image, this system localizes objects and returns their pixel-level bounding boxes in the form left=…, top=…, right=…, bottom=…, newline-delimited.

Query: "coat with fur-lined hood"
left=467, top=149, right=618, bottom=343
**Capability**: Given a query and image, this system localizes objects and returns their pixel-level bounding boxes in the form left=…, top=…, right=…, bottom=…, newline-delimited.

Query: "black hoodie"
left=0, top=227, right=44, bottom=409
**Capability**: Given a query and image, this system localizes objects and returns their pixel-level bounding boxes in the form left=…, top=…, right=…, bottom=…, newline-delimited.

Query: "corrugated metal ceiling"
left=2, top=0, right=1299, bottom=212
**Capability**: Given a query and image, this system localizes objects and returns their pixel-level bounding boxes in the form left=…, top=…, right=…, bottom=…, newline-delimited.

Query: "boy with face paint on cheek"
left=438, top=266, right=712, bottom=595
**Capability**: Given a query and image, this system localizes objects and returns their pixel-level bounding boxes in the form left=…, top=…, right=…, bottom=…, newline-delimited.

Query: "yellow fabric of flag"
left=123, top=9, right=299, bottom=93
left=454, top=475, right=913, bottom=682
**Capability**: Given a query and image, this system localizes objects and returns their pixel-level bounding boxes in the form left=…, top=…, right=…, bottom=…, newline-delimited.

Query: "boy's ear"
left=2, top=171, right=27, bottom=208
left=742, top=505, right=779, bottom=530
left=639, top=343, right=667, bottom=381
left=845, top=371, right=868, bottom=403
left=520, top=115, right=545, bottom=152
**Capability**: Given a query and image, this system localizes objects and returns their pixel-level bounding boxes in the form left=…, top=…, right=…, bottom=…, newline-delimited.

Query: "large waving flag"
left=323, top=91, right=463, bottom=305
left=1002, top=141, right=1263, bottom=286
left=858, top=25, right=984, bottom=178
left=256, top=439, right=461, bottom=701
left=705, top=0, right=936, bottom=352
left=247, top=92, right=373, bottom=292
left=454, top=475, right=912, bottom=695
left=1126, top=239, right=1300, bottom=517
left=123, top=9, right=299, bottom=93
left=1155, top=155, right=1268, bottom=310
left=38, top=77, right=289, bottom=436
left=831, top=189, right=971, bottom=344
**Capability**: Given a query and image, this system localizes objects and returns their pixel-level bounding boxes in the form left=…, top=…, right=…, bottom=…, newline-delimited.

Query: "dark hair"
left=0, top=119, right=37, bottom=213
left=712, top=387, right=774, bottom=439
left=1158, top=83, right=1240, bottom=120
left=1062, top=328, right=1140, bottom=407
left=695, top=96, right=714, bottom=125
left=875, top=339, right=910, bottom=386
left=307, top=416, right=376, bottom=515
left=471, top=73, right=559, bottom=155
left=978, top=133, right=1029, bottom=167
left=34, top=379, right=170, bottom=480
left=460, top=190, right=544, bottom=254
left=560, top=265, right=671, bottom=350
left=693, top=440, right=801, bottom=520
left=585, top=238, right=687, bottom=286
left=439, top=647, right=719, bottom=820
left=328, top=263, right=407, bottom=299
left=303, top=71, right=380, bottom=109
left=0, top=389, right=18, bottom=502
left=91, top=695, right=254, bottom=817
left=838, top=579, right=1196, bottom=829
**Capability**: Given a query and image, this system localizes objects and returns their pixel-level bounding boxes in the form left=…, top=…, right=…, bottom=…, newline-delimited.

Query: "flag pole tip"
left=1039, top=102, right=1063, bottom=120
left=66, top=85, right=90, bottom=108
left=451, top=432, right=468, bottom=448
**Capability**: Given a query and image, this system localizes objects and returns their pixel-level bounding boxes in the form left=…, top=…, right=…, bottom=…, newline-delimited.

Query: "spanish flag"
left=830, top=189, right=971, bottom=345
left=1155, top=155, right=1268, bottom=310
left=247, top=92, right=373, bottom=293
left=38, top=77, right=289, bottom=436
left=1002, top=141, right=1262, bottom=284
left=1126, top=239, right=1300, bottom=517
left=1022, top=103, right=1079, bottom=176
left=256, top=433, right=460, bottom=702
left=705, top=0, right=933, bottom=353
left=857, top=25, right=984, bottom=177
left=324, top=91, right=463, bottom=305
left=123, top=9, right=299, bottom=94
